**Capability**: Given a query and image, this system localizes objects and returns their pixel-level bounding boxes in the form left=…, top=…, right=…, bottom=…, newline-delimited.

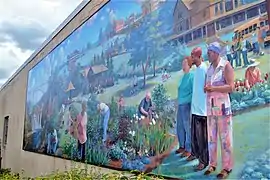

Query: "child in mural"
left=31, top=105, right=43, bottom=151
left=240, top=36, right=251, bottom=67
left=244, top=61, right=262, bottom=90
left=251, top=28, right=260, bottom=56
left=131, top=75, right=138, bottom=94
left=225, top=40, right=234, bottom=68
left=118, top=95, right=125, bottom=114
left=97, top=102, right=110, bottom=144
left=186, top=47, right=209, bottom=171
left=204, top=42, right=234, bottom=179
left=76, top=101, right=88, bottom=161
left=175, top=56, right=194, bottom=158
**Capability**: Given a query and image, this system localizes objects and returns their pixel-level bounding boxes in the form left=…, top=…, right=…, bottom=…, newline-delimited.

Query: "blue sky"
left=64, top=0, right=142, bottom=51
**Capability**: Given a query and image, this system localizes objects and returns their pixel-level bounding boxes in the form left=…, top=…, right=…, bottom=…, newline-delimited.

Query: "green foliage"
left=109, top=96, right=119, bottom=118
left=152, top=84, right=169, bottom=113
left=108, top=144, right=127, bottom=160
left=0, top=167, right=164, bottom=180
left=86, top=143, right=109, bottom=166
left=62, top=136, right=77, bottom=158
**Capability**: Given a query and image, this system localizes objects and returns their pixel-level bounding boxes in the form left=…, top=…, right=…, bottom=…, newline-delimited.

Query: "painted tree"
left=128, top=18, right=151, bottom=87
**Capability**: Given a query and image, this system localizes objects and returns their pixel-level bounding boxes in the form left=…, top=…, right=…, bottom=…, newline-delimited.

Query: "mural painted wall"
left=23, top=0, right=270, bottom=179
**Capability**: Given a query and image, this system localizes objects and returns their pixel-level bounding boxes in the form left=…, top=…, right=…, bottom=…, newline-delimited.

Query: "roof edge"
left=0, top=0, right=90, bottom=92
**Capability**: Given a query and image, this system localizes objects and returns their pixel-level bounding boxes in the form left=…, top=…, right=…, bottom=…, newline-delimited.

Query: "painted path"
left=153, top=107, right=270, bottom=179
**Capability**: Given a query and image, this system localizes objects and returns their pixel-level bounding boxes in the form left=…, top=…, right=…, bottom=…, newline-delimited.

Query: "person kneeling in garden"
left=97, top=102, right=110, bottom=145
left=175, top=56, right=194, bottom=158
left=138, top=92, right=153, bottom=120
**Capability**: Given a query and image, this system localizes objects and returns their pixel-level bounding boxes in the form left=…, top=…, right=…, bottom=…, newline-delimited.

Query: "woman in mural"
left=76, top=101, right=88, bottom=161
left=204, top=42, right=234, bottom=179
left=175, top=56, right=194, bottom=158
left=97, top=102, right=110, bottom=145
left=245, top=61, right=262, bottom=90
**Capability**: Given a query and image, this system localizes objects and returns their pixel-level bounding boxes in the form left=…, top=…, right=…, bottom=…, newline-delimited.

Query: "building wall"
left=173, top=0, right=190, bottom=34
left=0, top=0, right=111, bottom=177
left=190, top=1, right=211, bottom=28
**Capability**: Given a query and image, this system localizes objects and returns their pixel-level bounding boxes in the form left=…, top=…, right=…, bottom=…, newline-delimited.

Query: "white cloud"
left=0, top=0, right=84, bottom=87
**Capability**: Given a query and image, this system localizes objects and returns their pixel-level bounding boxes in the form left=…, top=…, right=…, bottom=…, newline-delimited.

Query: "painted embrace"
left=176, top=42, right=234, bottom=179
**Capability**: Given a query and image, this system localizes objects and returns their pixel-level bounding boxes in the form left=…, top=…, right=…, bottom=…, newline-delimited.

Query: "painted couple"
left=176, top=42, right=234, bottom=179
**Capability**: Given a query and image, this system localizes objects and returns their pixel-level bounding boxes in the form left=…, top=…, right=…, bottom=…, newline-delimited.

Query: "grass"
left=0, top=167, right=165, bottom=180
left=152, top=106, right=270, bottom=179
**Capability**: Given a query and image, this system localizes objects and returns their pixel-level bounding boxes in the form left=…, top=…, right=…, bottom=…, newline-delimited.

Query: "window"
left=233, top=12, right=245, bottom=24
left=241, top=30, right=245, bottom=36
left=220, top=2, right=224, bottom=13
left=179, top=36, right=184, bottom=43
left=253, top=24, right=257, bottom=31
left=215, top=4, right=219, bottom=15
left=247, top=7, right=259, bottom=19
left=260, top=21, right=265, bottom=27
left=266, top=20, right=269, bottom=25
left=245, top=28, right=248, bottom=34
left=3, top=116, right=9, bottom=148
left=219, top=16, right=233, bottom=29
left=260, top=3, right=266, bottom=14
left=225, top=0, right=233, bottom=12
left=178, top=12, right=183, bottom=19
left=193, top=28, right=202, bottom=40
left=203, top=26, right=207, bottom=36
left=216, top=21, right=220, bottom=30
left=249, top=26, right=253, bottom=33
left=207, top=23, right=216, bottom=37
left=186, top=19, right=190, bottom=29
left=185, top=33, right=192, bottom=43
left=234, top=0, right=238, bottom=8
left=179, top=25, right=183, bottom=32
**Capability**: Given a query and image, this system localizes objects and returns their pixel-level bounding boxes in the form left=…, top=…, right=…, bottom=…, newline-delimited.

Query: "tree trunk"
left=153, top=58, right=156, bottom=77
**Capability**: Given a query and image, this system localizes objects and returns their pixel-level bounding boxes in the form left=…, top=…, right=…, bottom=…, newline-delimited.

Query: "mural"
left=23, top=0, right=270, bottom=179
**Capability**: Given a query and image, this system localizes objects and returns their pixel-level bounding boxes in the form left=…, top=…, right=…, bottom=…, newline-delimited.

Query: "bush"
left=0, top=167, right=164, bottom=180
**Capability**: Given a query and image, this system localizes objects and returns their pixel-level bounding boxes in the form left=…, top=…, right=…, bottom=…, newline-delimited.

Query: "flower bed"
left=230, top=73, right=270, bottom=113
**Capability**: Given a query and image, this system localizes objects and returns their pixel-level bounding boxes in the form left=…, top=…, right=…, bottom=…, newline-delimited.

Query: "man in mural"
left=244, top=61, right=262, bottom=90
left=186, top=47, right=209, bottom=171
left=240, top=36, right=249, bottom=67
left=204, top=42, right=234, bottom=179
left=175, top=56, right=194, bottom=158
left=138, top=91, right=153, bottom=120
left=31, top=105, right=43, bottom=151
left=225, top=40, right=234, bottom=68
left=77, top=101, right=88, bottom=161
left=97, top=102, right=110, bottom=145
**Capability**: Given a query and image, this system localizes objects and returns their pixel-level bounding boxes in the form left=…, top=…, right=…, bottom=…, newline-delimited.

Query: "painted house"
left=170, top=0, right=268, bottom=45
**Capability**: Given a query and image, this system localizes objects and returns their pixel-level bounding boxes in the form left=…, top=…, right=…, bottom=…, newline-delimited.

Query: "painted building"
left=171, top=0, right=268, bottom=45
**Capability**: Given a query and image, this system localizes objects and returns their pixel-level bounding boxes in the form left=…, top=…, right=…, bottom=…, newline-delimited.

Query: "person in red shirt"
left=244, top=61, right=262, bottom=90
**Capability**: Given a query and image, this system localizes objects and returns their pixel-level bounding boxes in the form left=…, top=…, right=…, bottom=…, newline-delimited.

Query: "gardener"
left=204, top=42, right=234, bottom=179
left=77, top=101, right=88, bottom=161
left=244, top=61, right=262, bottom=90
left=138, top=91, right=153, bottom=119
left=175, top=56, right=194, bottom=158
left=97, top=102, right=110, bottom=144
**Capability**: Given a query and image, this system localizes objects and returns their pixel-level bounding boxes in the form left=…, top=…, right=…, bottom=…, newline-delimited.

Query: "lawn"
left=152, top=106, right=270, bottom=179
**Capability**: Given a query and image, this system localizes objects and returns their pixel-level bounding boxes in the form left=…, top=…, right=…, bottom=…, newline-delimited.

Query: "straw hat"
left=248, top=61, right=260, bottom=68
